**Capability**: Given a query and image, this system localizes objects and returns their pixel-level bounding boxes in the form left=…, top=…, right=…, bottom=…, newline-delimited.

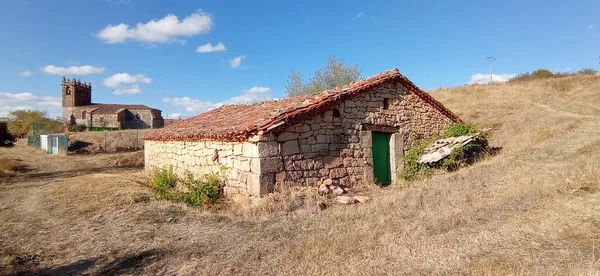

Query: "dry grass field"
left=1, top=74, right=600, bottom=275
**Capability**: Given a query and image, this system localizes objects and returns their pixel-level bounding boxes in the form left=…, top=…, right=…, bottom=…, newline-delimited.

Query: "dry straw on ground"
left=1, top=74, right=600, bottom=275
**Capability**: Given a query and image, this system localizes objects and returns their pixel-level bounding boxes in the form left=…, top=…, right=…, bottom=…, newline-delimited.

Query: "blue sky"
left=0, top=0, right=598, bottom=118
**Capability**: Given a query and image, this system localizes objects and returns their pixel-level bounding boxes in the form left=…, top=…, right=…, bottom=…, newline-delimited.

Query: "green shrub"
left=400, top=123, right=489, bottom=181
left=149, top=166, right=222, bottom=209
left=443, top=123, right=480, bottom=137
left=181, top=172, right=222, bottom=208
left=129, top=192, right=150, bottom=203
left=399, top=139, right=435, bottom=181
left=151, top=165, right=178, bottom=190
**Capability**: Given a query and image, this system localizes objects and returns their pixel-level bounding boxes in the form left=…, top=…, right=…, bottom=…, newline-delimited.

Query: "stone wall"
left=144, top=140, right=265, bottom=196
left=264, top=81, right=453, bottom=189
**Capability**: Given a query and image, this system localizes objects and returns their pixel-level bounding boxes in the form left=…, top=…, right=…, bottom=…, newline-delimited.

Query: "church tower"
left=61, top=76, right=92, bottom=121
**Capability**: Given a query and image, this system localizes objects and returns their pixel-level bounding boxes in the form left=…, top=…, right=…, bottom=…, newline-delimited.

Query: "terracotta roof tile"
left=144, top=69, right=461, bottom=142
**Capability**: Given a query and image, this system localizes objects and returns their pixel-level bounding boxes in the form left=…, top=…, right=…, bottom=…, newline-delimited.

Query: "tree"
left=284, top=56, right=363, bottom=97
left=0, top=121, right=15, bottom=147
left=6, top=110, right=61, bottom=138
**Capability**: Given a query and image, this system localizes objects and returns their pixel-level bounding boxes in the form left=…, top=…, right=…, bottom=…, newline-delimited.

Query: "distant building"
left=61, top=77, right=164, bottom=129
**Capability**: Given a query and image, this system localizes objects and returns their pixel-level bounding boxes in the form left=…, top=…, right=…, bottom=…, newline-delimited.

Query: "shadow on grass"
left=11, top=249, right=164, bottom=276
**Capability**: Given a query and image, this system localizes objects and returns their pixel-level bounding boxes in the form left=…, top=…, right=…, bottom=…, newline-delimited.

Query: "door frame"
left=361, top=125, right=404, bottom=185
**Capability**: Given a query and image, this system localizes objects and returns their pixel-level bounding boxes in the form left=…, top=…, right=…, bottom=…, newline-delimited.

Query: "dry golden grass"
left=1, top=74, right=600, bottom=275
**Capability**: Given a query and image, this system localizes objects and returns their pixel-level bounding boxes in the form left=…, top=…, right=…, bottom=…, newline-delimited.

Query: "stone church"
left=144, top=69, right=461, bottom=197
left=61, top=77, right=164, bottom=129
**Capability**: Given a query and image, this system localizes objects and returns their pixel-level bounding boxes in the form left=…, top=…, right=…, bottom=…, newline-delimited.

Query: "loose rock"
left=353, top=196, right=371, bottom=203
left=336, top=196, right=357, bottom=204
left=331, top=186, right=345, bottom=195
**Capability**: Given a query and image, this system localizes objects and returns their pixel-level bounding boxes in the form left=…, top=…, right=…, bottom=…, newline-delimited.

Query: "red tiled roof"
left=74, top=104, right=158, bottom=114
left=144, top=69, right=461, bottom=142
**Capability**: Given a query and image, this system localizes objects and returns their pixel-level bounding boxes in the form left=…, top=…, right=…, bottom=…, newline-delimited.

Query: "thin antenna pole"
left=487, top=57, right=496, bottom=83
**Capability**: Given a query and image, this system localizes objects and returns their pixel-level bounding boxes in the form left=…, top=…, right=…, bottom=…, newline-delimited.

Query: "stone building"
left=144, top=69, right=461, bottom=197
left=61, top=77, right=164, bottom=129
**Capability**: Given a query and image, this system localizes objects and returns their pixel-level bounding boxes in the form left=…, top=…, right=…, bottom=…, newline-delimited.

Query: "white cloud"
left=97, top=10, right=213, bottom=44
left=20, top=71, right=32, bottom=77
left=468, top=73, right=517, bottom=85
left=196, top=42, right=226, bottom=53
left=0, top=92, right=61, bottom=117
left=103, top=73, right=151, bottom=87
left=163, top=86, right=273, bottom=114
left=354, top=12, right=364, bottom=19
left=166, top=113, right=182, bottom=119
left=113, top=85, right=142, bottom=95
left=588, top=24, right=595, bottom=29
left=42, top=65, right=105, bottom=75
left=229, top=56, right=244, bottom=68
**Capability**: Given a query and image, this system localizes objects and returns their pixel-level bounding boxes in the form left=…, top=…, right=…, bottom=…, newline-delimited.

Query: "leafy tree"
left=284, top=56, right=363, bottom=97
left=6, top=110, right=61, bottom=138
left=0, top=121, right=15, bottom=147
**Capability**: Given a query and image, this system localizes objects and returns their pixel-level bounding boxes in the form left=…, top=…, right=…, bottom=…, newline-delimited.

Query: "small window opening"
left=383, top=98, right=390, bottom=110
left=332, top=108, right=341, bottom=118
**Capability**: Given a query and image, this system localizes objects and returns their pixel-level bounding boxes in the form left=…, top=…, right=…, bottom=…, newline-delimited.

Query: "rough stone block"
left=316, top=135, right=329, bottom=144
left=260, top=173, right=276, bottom=194
left=329, top=168, right=347, bottom=179
left=257, top=141, right=279, bottom=157
left=286, top=171, right=304, bottom=181
left=282, top=140, right=300, bottom=155
left=324, top=156, right=343, bottom=168
left=295, top=124, right=311, bottom=133
left=312, top=144, right=329, bottom=153
left=261, top=157, right=283, bottom=173
left=278, top=132, right=299, bottom=141
left=240, top=159, right=251, bottom=172
left=250, top=158, right=261, bottom=173
left=300, top=144, right=312, bottom=153
left=243, top=143, right=259, bottom=158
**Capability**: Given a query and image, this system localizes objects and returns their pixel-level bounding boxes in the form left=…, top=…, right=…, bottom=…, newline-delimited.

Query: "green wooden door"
left=371, top=132, right=391, bottom=185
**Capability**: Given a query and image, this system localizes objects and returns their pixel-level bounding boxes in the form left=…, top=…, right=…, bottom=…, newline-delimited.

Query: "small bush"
left=531, top=69, right=554, bottom=79
left=400, top=123, right=489, bottom=181
left=400, top=140, right=435, bottom=181
left=443, top=123, right=480, bottom=137
left=578, top=68, right=598, bottom=75
left=0, top=121, right=15, bottom=147
left=129, top=192, right=150, bottom=203
left=149, top=166, right=222, bottom=209
left=70, top=124, right=87, bottom=132
left=151, top=166, right=178, bottom=191
left=181, top=172, right=222, bottom=208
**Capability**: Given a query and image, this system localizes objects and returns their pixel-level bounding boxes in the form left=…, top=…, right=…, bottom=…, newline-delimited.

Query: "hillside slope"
left=1, top=75, right=599, bottom=275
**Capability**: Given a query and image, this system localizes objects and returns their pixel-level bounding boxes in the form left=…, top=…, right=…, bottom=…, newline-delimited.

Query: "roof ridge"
left=144, top=68, right=461, bottom=142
